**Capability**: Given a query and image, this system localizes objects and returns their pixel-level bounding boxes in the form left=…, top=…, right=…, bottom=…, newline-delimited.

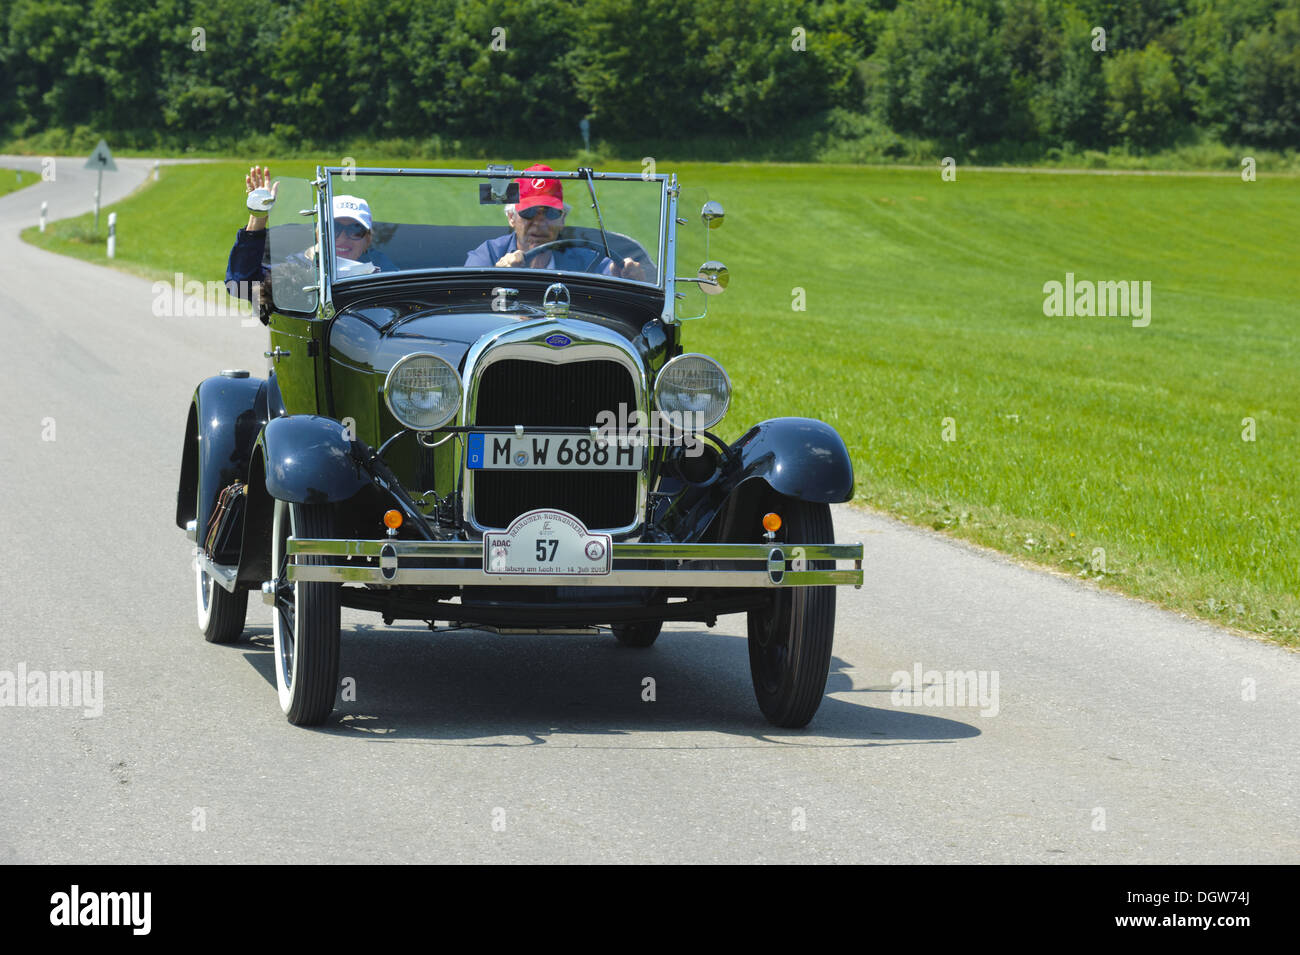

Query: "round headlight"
left=653, top=354, right=731, bottom=431
left=384, top=353, right=462, bottom=431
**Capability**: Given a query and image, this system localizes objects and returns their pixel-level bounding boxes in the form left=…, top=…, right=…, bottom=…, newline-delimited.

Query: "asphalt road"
left=0, top=156, right=1296, bottom=864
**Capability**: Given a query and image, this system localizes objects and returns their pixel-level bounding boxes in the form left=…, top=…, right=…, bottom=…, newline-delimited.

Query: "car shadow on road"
left=235, top=624, right=980, bottom=747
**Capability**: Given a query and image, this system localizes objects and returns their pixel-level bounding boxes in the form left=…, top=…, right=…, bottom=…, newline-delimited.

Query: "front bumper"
left=287, top=539, right=863, bottom=588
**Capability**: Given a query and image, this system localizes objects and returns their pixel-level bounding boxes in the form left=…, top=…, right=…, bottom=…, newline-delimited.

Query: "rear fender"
left=176, top=374, right=267, bottom=543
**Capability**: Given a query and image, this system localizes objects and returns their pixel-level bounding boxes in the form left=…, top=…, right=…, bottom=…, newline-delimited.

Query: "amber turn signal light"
left=383, top=510, right=403, bottom=530
left=762, top=512, right=782, bottom=533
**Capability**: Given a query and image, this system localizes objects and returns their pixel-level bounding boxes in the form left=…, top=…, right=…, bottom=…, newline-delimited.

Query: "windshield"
left=321, top=168, right=665, bottom=289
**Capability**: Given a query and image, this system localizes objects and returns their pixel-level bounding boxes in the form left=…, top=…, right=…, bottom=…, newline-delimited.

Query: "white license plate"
left=483, top=509, right=612, bottom=576
left=466, top=432, right=642, bottom=471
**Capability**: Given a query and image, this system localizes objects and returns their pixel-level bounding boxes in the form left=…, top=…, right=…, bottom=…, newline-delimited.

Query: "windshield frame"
left=316, top=166, right=671, bottom=309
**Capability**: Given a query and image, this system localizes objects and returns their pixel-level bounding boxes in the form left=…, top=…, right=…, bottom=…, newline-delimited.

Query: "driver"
left=225, top=165, right=397, bottom=306
left=464, top=164, right=644, bottom=280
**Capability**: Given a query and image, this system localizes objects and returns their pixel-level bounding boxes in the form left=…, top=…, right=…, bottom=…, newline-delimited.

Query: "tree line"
left=1, top=0, right=1296, bottom=157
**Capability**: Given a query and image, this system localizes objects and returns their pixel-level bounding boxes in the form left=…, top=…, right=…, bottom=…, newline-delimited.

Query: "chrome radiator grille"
left=471, top=358, right=639, bottom=530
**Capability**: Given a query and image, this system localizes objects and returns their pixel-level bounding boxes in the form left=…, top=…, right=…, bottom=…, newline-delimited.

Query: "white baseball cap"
left=332, top=194, right=373, bottom=231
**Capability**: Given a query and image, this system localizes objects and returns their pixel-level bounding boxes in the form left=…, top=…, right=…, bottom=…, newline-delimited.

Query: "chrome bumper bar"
left=287, top=539, right=863, bottom=588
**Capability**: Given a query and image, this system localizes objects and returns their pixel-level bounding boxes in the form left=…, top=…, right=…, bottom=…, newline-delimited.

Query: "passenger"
left=225, top=165, right=398, bottom=308
left=465, top=164, right=645, bottom=280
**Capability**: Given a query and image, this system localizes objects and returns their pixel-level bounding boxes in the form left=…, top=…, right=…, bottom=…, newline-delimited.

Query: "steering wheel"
left=521, top=238, right=607, bottom=272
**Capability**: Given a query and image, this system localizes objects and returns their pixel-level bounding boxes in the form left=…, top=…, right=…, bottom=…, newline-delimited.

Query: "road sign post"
left=84, top=139, right=118, bottom=234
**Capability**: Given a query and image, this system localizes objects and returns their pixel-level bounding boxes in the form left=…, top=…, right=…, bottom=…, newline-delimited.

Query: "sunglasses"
left=334, top=221, right=369, bottom=239
left=517, top=205, right=564, bottom=221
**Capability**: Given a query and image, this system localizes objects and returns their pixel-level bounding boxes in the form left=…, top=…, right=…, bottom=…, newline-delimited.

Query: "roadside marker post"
left=107, top=212, right=116, bottom=258
left=39, top=201, right=47, bottom=233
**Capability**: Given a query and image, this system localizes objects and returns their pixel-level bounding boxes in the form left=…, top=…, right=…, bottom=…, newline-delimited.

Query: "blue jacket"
left=225, top=228, right=398, bottom=301
left=464, top=233, right=615, bottom=274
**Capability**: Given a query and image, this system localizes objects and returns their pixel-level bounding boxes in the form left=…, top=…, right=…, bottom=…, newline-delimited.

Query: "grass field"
left=0, top=167, right=39, bottom=198
left=22, top=159, right=1300, bottom=646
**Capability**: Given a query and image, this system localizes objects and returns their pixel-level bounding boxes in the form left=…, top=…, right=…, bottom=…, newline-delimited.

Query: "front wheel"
left=271, top=499, right=341, bottom=726
left=746, top=496, right=836, bottom=728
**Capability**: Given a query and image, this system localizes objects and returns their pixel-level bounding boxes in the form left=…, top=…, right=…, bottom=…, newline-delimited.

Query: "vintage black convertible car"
left=177, top=164, right=862, bottom=727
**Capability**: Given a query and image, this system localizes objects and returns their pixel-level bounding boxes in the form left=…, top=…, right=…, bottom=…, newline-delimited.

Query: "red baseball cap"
left=516, top=164, right=564, bottom=212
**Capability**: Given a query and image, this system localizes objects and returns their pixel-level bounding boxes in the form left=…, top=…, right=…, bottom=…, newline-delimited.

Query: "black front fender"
left=656, top=417, right=855, bottom=542
left=728, top=417, right=855, bottom=503
left=258, top=415, right=368, bottom=504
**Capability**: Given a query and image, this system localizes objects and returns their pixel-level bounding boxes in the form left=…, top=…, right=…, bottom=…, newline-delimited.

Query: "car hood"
left=328, top=303, right=664, bottom=377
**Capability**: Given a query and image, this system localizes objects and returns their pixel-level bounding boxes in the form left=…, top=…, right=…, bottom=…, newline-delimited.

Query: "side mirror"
left=246, top=187, right=276, bottom=218
left=701, top=200, right=725, bottom=229
left=697, top=261, right=729, bottom=295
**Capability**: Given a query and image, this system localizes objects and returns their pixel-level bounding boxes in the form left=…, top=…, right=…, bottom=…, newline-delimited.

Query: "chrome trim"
left=662, top=174, right=678, bottom=324
left=379, top=542, right=398, bottom=580
left=767, top=547, right=785, bottom=584
left=261, top=580, right=277, bottom=605
left=291, top=566, right=862, bottom=588
left=320, top=167, right=670, bottom=182
left=196, top=553, right=239, bottom=593
left=318, top=164, right=332, bottom=319
left=287, top=538, right=865, bottom=589
left=417, top=430, right=457, bottom=449
left=318, top=168, right=670, bottom=294
left=459, top=319, right=650, bottom=540
left=293, top=540, right=857, bottom=560
left=542, top=282, right=570, bottom=318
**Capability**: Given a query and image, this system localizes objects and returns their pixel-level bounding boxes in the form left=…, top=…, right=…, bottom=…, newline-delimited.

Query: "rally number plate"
left=467, top=432, right=642, bottom=471
left=483, top=509, right=612, bottom=576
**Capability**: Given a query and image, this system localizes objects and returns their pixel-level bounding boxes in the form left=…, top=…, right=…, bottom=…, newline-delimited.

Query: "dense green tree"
left=1036, top=5, right=1108, bottom=148
left=1227, top=2, right=1300, bottom=147
left=2, top=0, right=98, bottom=132
left=1103, top=42, right=1183, bottom=150
left=691, top=0, right=860, bottom=136
left=869, top=0, right=1014, bottom=146
left=568, top=0, right=860, bottom=140
left=161, top=0, right=296, bottom=137
left=429, top=0, right=582, bottom=139
left=1071, top=0, right=1185, bottom=51
left=1, top=0, right=1295, bottom=156
left=567, top=0, right=705, bottom=140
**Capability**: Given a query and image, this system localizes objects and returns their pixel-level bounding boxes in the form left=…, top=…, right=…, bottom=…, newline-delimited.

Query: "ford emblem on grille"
left=544, top=333, right=572, bottom=348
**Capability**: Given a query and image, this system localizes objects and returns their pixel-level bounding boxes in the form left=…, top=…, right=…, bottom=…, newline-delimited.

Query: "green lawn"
left=23, top=159, right=1300, bottom=645
left=0, top=167, right=39, bottom=197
